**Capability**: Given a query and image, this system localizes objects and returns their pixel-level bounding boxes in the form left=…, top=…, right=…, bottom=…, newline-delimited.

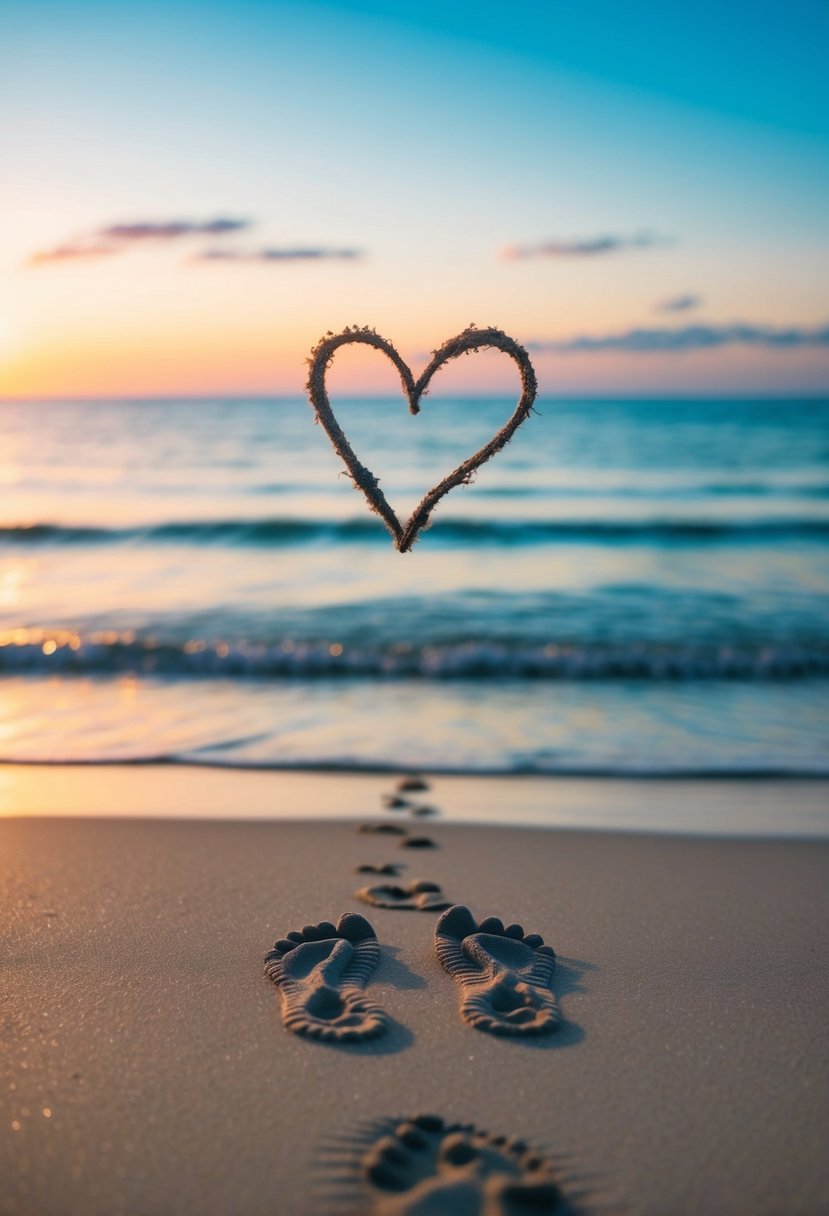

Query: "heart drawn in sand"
left=306, top=325, right=538, bottom=552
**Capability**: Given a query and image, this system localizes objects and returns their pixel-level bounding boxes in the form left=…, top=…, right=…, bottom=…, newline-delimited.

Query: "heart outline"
left=305, top=324, right=538, bottom=552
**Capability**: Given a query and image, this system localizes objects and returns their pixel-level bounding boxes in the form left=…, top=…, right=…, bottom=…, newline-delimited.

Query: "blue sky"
left=1, top=0, right=827, bottom=395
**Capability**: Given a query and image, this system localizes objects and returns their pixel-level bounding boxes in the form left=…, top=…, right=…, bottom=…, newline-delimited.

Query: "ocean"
left=1, top=395, right=827, bottom=775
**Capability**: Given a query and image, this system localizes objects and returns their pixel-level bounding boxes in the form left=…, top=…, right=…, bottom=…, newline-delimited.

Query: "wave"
left=2, top=754, right=827, bottom=778
left=2, top=635, right=828, bottom=680
left=245, top=480, right=829, bottom=499
left=3, top=515, right=829, bottom=547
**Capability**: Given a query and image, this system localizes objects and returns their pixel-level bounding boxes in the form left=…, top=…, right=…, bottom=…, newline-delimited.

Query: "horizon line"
left=2, top=389, right=829, bottom=405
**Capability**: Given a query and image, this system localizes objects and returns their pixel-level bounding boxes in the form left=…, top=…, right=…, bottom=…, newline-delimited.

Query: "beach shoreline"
left=2, top=812, right=828, bottom=1214
left=1, top=763, right=828, bottom=837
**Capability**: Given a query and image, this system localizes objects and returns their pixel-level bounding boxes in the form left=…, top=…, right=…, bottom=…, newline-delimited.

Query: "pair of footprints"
left=264, top=906, right=558, bottom=1042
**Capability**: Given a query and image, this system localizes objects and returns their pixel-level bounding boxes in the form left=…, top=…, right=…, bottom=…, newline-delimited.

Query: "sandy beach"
left=3, top=790, right=828, bottom=1215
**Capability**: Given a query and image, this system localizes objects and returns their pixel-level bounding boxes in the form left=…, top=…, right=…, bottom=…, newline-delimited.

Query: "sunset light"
left=1, top=1, right=828, bottom=398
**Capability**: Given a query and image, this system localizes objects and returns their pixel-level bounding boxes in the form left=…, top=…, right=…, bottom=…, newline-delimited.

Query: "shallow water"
left=1, top=396, right=827, bottom=777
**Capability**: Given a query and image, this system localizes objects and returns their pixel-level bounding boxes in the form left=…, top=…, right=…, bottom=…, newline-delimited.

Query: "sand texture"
left=2, top=815, right=828, bottom=1215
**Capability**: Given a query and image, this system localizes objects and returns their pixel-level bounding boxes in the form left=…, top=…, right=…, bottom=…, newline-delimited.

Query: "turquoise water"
left=1, top=396, right=827, bottom=774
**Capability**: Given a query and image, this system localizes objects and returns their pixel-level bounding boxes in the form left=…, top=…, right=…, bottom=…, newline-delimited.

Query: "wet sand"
left=2, top=806, right=828, bottom=1215
left=2, top=763, right=828, bottom=836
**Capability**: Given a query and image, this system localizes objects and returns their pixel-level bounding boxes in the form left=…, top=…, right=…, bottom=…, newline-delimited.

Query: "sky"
left=1, top=0, right=828, bottom=397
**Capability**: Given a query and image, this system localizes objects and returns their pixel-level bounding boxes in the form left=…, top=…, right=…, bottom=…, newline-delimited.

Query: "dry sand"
left=2, top=810, right=828, bottom=1215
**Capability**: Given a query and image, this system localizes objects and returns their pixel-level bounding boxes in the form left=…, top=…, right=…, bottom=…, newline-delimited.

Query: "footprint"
left=360, top=1113, right=563, bottom=1213
left=264, top=913, right=388, bottom=1042
left=434, top=906, right=559, bottom=1036
left=396, top=774, right=430, bottom=792
left=356, top=880, right=451, bottom=912
left=383, top=794, right=413, bottom=811
left=400, top=836, right=437, bottom=849
left=360, top=824, right=408, bottom=836
left=410, top=804, right=438, bottom=817
left=356, top=863, right=405, bottom=876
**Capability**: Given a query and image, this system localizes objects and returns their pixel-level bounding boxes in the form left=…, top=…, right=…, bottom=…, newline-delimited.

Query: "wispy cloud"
left=26, top=244, right=121, bottom=267
left=193, top=247, right=362, bottom=263
left=27, top=216, right=252, bottom=266
left=528, top=322, right=829, bottom=354
left=656, top=293, right=702, bottom=313
left=98, top=218, right=250, bottom=241
left=502, top=232, right=670, bottom=260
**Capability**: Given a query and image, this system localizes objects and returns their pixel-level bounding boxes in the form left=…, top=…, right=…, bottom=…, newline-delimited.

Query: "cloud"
left=27, top=216, right=252, bottom=266
left=26, top=244, right=121, bottom=267
left=502, top=232, right=670, bottom=260
left=193, top=247, right=362, bottom=262
left=528, top=322, right=829, bottom=354
left=656, top=293, right=702, bottom=313
left=97, top=218, right=251, bottom=241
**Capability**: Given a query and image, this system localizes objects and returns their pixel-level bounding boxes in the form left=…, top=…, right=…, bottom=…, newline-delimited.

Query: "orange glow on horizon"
left=4, top=337, right=829, bottom=399
left=3, top=252, right=828, bottom=398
